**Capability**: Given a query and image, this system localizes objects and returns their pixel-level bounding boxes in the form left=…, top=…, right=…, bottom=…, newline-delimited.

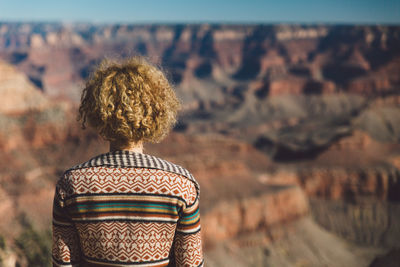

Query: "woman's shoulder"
left=62, top=150, right=200, bottom=194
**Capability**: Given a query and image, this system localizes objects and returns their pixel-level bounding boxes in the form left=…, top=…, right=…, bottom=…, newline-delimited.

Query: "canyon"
left=0, top=23, right=399, bottom=266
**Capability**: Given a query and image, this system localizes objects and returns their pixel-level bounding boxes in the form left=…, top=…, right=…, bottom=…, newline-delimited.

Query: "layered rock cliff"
left=0, top=60, right=48, bottom=114
left=0, top=24, right=399, bottom=101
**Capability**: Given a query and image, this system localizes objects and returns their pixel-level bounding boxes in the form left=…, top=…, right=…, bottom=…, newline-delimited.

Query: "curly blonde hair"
left=78, top=57, right=180, bottom=144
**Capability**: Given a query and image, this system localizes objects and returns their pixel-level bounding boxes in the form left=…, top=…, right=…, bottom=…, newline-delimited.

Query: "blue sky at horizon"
left=0, top=0, right=399, bottom=24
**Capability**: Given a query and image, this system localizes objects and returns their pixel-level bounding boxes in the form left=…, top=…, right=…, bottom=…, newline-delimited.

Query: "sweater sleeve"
left=174, top=181, right=204, bottom=267
left=52, top=177, right=82, bottom=267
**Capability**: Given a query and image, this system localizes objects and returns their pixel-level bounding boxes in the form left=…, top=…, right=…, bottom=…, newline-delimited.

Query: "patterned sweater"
left=52, top=150, right=203, bottom=267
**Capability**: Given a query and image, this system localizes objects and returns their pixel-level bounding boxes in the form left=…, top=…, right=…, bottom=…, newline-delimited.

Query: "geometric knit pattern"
left=52, top=150, right=203, bottom=267
left=174, top=231, right=203, bottom=267
left=52, top=224, right=81, bottom=265
left=76, top=222, right=176, bottom=264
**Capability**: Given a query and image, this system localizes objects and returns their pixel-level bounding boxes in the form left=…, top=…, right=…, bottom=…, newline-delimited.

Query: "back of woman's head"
left=78, top=57, right=180, bottom=144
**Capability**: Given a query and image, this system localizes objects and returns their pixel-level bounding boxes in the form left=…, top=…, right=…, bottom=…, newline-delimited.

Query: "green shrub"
left=15, top=215, right=51, bottom=267
left=0, top=234, right=5, bottom=250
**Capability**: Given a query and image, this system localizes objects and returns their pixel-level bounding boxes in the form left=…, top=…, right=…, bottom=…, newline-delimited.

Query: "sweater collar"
left=66, top=150, right=200, bottom=194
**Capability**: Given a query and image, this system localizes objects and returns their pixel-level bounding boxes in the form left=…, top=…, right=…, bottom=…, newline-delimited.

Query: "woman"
left=52, top=57, right=203, bottom=267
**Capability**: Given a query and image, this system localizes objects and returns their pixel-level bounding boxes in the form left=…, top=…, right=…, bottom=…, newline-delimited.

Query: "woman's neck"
left=109, top=141, right=144, bottom=153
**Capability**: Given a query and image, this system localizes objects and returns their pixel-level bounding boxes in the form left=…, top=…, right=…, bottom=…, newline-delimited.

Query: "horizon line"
left=1, top=19, right=399, bottom=27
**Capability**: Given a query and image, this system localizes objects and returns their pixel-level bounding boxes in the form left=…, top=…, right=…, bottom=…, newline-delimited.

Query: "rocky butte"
left=0, top=23, right=399, bottom=266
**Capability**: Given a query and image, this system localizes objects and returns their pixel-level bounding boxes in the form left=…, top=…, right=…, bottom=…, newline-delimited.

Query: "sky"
left=0, top=0, right=399, bottom=24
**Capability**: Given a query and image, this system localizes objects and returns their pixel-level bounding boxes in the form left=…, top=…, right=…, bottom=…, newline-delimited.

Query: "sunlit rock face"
left=0, top=60, right=48, bottom=114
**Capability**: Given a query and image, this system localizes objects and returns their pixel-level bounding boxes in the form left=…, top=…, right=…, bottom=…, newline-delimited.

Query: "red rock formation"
left=201, top=186, right=308, bottom=244
left=347, top=57, right=400, bottom=95
left=1, top=24, right=399, bottom=103
left=297, top=167, right=398, bottom=200
left=269, top=77, right=307, bottom=96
